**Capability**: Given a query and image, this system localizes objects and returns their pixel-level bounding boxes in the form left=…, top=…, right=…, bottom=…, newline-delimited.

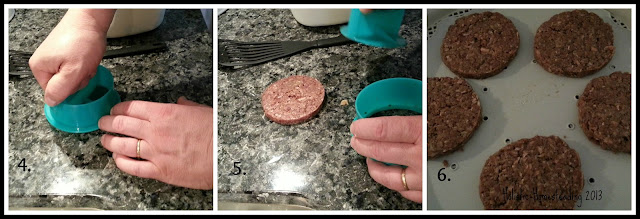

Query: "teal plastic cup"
left=44, top=65, right=121, bottom=133
left=340, top=9, right=407, bottom=48
left=353, top=77, right=422, bottom=166
left=354, top=77, right=422, bottom=121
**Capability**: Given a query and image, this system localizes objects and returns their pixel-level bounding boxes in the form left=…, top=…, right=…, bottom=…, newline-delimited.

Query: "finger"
left=98, top=115, right=152, bottom=140
left=360, top=9, right=374, bottom=14
left=79, top=77, right=91, bottom=91
left=43, top=65, right=95, bottom=107
left=366, top=158, right=422, bottom=191
left=101, top=134, right=153, bottom=160
left=177, top=96, right=212, bottom=109
left=109, top=100, right=168, bottom=121
left=350, top=136, right=420, bottom=167
left=177, top=96, right=204, bottom=107
left=29, top=53, right=60, bottom=91
left=350, top=116, right=422, bottom=144
left=29, top=64, right=54, bottom=92
left=112, top=153, right=160, bottom=179
left=398, top=190, right=422, bottom=203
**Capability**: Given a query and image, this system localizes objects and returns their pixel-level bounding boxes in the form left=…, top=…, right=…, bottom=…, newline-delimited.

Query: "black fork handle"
left=103, top=42, right=168, bottom=59
left=313, top=35, right=355, bottom=48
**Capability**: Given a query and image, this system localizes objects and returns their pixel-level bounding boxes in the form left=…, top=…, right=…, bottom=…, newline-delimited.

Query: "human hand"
left=350, top=116, right=422, bottom=203
left=29, top=9, right=115, bottom=106
left=359, top=9, right=374, bottom=14
left=98, top=96, right=214, bottom=190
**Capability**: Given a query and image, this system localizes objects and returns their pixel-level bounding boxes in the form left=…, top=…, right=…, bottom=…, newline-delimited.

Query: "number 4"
left=18, top=158, right=27, bottom=171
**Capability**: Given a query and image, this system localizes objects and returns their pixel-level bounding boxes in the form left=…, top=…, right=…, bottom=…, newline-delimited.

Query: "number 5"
left=233, top=161, right=242, bottom=175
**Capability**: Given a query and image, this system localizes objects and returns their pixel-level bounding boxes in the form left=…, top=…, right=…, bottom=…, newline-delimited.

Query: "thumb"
left=44, top=67, right=93, bottom=107
left=360, top=9, right=374, bottom=14
left=176, top=96, right=203, bottom=106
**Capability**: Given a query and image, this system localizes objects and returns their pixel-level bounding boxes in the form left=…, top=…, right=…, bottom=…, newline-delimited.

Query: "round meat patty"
left=534, top=9, right=615, bottom=77
left=578, top=72, right=631, bottom=153
left=441, top=11, right=520, bottom=79
left=479, top=135, right=584, bottom=210
left=261, top=75, right=325, bottom=125
left=427, top=77, right=482, bottom=159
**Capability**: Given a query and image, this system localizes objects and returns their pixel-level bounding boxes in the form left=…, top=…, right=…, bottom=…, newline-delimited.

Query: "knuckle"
left=28, top=57, right=38, bottom=70
left=373, top=119, right=387, bottom=140
left=28, top=55, right=45, bottom=71
left=369, top=143, right=384, bottom=159
left=113, top=116, right=127, bottom=132
left=45, top=85, right=73, bottom=103
left=125, top=101, right=143, bottom=114
left=155, top=104, right=176, bottom=119
left=152, top=125, right=172, bottom=140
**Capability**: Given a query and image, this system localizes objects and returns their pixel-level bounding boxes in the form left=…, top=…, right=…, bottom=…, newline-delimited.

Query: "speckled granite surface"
left=217, top=9, right=422, bottom=210
left=8, top=9, right=213, bottom=210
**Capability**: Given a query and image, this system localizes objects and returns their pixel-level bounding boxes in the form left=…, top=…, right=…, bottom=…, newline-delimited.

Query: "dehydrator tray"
left=426, top=9, right=632, bottom=210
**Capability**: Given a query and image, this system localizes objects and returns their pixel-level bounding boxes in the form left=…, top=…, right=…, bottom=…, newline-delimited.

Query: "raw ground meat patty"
left=578, top=72, right=631, bottom=153
left=427, top=77, right=482, bottom=159
left=441, top=11, right=520, bottom=79
left=534, top=9, right=615, bottom=77
left=479, top=135, right=584, bottom=210
left=261, top=75, right=325, bottom=125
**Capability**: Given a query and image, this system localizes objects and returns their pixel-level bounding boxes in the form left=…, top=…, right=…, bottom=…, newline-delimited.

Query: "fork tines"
left=219, top=40, right=287, bottom=66
left=9, top=50, right=33, bottom=75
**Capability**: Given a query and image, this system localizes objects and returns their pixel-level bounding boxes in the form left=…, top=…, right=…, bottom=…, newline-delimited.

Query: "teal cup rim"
left=340, top=9, right=407, bottom=49
left=353, top=77, right=422, bottom=166
left=44, top=65, right=121, bottom=133
left=354, top=77, right=422, bottom=121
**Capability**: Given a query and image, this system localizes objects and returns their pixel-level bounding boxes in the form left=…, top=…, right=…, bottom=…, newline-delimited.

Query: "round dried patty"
left=479, top=136, right=584, bottom=210
left=534, top=9, right=615, bottom=77
left=441, top=11, right=520, bottom=79
left=427, top=77, right=482, bottom=159
left=578, top=72, right=631, bottom=153
left=261, top=75, right=325, bottom=125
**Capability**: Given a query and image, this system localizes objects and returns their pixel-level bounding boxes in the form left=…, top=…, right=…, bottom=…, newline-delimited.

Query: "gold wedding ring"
left=136, top=139, right=141, bottom=159
left=401, top=168, right=409, bottom=191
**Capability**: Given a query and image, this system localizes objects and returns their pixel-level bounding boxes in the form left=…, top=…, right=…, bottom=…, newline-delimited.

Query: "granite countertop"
left=8, top=9, right=213, bottom=210
left=217, top=9, right=422, bottom=210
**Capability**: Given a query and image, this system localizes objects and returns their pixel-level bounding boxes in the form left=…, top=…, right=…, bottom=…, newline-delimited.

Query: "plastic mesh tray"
left=426, top=9, right=632, bottom=210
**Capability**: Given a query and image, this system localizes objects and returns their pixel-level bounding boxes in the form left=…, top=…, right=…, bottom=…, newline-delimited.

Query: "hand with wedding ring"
left=98, top=96, right=213, bottom=190
left=350, top=116, right=422, bottom=203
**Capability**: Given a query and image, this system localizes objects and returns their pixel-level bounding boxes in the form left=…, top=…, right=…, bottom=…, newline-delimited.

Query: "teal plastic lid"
left=340, top=9, right=407, bottom=49
left=44, top=65, right=121, bottom=133
left=353, top=77, right=422, bottom=166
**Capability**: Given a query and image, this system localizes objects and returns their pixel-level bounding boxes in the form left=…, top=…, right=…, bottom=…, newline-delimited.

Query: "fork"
left=218, top=35, right=354, bottom=67
left=8, top=42, right=168, bottom=76
left=9, top=50, right=32, bottom=76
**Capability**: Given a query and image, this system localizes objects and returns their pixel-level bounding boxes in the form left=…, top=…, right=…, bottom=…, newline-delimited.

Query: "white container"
left=290, top=9, right=351, bottom=27
left=106, top=9, right=165, bottom=38
left=201, top=9, right=212, bottom=32
left=9, top=8, right=15, bottom=22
